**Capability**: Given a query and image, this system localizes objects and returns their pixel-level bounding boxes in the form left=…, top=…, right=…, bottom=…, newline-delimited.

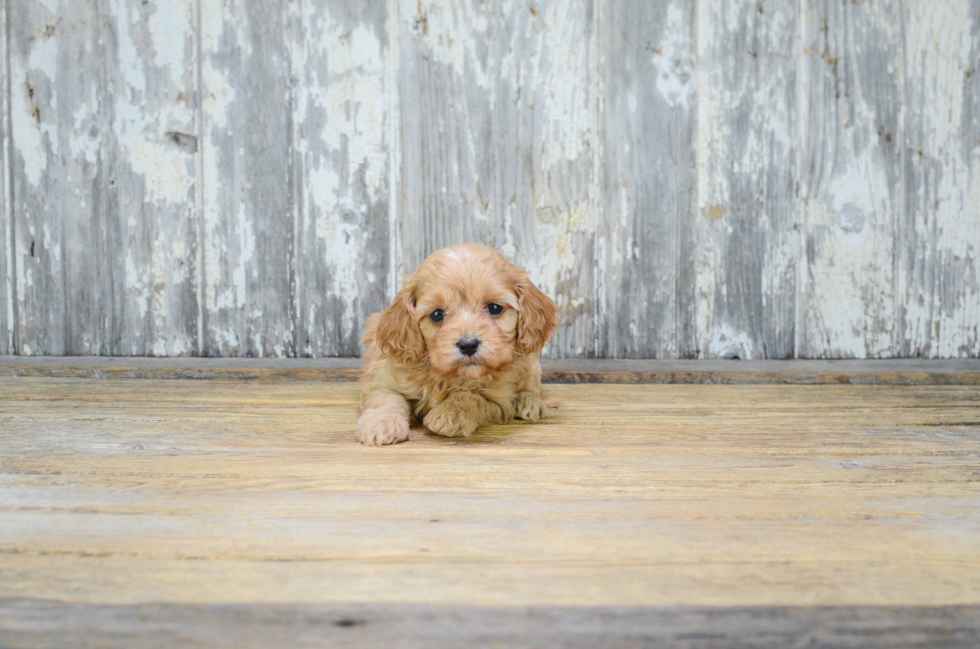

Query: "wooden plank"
left=103, top=0, right=200, bottom=356
left=397, top=0, right=495, bottom=272
left=1, top=379, right=979, bottom=616
left=2, top=601, right=979, bottom=649
left=9, top=0, right=107, bottom=354
left=289, top=0, right=390, bottom=358
left=493, top=0, right=595, bottom=358
left=2, top=357, right=980, bottom=384
left=695, top=0, right=798, bottom=359
left=596, top=0, right=697, bottom=359
left=398, top=0, right=594, bottom=358
left=898, top=1, right=980, bottom=358
left=1, top=0, right=10, bottom=356
left=798, top=0, right=902, bottom=358
left=200, top=0, right=294, bottom=356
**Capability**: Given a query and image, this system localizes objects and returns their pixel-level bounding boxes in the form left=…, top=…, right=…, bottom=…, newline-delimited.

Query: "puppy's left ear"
left=515, top=272, right=561, bottom=355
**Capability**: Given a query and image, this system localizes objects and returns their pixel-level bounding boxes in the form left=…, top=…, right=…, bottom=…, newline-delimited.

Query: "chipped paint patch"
left=652, top=2, right=694, bottom=108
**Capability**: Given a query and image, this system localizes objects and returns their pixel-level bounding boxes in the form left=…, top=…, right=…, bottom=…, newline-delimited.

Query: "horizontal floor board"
left=1, top=601, right=978, bottom=649
left=1, top=357, right=979, bottom=384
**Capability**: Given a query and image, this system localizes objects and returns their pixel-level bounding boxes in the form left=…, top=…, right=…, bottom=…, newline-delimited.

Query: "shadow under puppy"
left=357, top=244, right=561, bottom=446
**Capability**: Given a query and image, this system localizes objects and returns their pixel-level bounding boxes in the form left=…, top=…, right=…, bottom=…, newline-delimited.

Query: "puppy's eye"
left=487, top=303, right=504, bottom=316
left=430, top=309, right=446, bottom=323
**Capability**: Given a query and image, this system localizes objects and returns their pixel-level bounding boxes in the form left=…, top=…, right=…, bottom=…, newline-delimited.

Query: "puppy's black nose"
left=456, top=337, right=480, bottom=357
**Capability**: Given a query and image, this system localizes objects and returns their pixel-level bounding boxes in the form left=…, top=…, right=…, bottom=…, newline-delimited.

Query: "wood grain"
left=200, top=0, right=295, bottom=357
left=597, top=0, right=697, bottom=359
left=799, top=0, right=902, bottom=358
left=103, top=0, right=200, bottom=356
left=495, top=0, right=595, bottom=358
left=290, top=0, right=391, bottom=358
left=398, top=0, right=595, bottom=358
left=898, top=1, right=980, bottom=358
left=696, top=0, right=798, bottom=359
left=1, top=0, right=10, bottom=356
left=2, top=356, right=980, bottom=384
left=1, top=0, right=979, bottom=360
left=2, top=378, right=979, bottom=613
left=9, top=0, right=107, bottom=355
left=2, top=601, right=979, bottom=648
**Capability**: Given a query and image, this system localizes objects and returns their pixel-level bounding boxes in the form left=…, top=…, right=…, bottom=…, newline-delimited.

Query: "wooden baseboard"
left=1, top=357, right=979, bottom=384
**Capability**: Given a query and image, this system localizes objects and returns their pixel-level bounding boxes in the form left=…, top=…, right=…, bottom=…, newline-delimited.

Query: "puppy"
left=357, top=244, right=560, bottom=446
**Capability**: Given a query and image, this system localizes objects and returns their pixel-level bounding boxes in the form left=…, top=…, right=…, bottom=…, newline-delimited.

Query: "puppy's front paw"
left=357, top=408, right=411, bottom=446
left=514, top=391, right=548, bottom=421
left=423, top=405, right=478, bottom=438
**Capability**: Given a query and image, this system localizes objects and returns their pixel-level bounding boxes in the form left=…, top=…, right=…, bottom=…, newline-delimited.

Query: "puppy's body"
left=357, top=244, right=559, bottom=446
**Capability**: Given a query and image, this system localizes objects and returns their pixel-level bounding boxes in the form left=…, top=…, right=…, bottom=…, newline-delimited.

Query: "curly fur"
left=357, top=244, right=560, bottom=446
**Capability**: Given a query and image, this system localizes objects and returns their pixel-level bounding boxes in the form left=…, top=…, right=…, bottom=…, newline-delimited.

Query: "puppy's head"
left=375, top=244, right=560, bottom=378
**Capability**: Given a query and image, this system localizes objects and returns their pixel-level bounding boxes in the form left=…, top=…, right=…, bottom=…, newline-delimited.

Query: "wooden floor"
left=2, top=375, right=980, bottom=647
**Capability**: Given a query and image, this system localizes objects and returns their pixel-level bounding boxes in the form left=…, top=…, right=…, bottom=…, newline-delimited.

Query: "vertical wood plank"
left=9, top=0, right=106, bottom=355
left=798, top=0, right=902, bottom=358
left=290, top=0, right=390, bottom=358
left=695, top=0, right=798, bottom=359
left=200, top=0, right=294, bottom=357
left=398, top=0, right=595, bottom=358
left=397, top=0, right=495, bottom=273
left=103, top=0, right=199, bottom=356
left=1, top=0, right=11, bottom=355
left=494, top=0, right=595, bottom=358
left=899, top=1, right=980, bottom=358
left=597, top=0, right=697, bottom=358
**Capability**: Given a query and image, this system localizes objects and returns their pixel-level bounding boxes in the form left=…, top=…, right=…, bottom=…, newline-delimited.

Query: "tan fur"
left=357, top=244, right=560, bottom=446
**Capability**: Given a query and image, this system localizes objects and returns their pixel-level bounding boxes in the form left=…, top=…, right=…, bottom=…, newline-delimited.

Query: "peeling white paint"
left=11, top=34, right=59, bottom=187
left=653, top=3, right=695, bottom=108
left=411, top=0, right=491, bottom=89
left=900, top=0, right=978, bottom=357
left=4, top=0, right=979, bottom=359
left=707, top=323, right=755, bottom=359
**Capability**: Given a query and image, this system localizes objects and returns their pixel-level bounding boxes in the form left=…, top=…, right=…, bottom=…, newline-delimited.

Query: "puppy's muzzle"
left=456, top=337, right=481, bottom=357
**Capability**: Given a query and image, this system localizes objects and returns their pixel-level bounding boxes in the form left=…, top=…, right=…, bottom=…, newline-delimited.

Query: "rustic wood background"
left=1, top=0, right=978, bottom=359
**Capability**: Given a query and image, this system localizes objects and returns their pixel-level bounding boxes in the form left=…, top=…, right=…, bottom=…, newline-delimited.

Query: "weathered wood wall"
left=1, top=0, right=978, bottom=358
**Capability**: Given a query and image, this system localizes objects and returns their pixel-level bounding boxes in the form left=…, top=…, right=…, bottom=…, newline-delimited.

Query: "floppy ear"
left=515, top=273, right=561, bottom=355
left=375, top=279, right=425, bottom=364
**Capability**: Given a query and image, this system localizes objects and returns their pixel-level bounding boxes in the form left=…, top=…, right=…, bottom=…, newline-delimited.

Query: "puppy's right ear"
left=375, top=279, right=425, bottom=364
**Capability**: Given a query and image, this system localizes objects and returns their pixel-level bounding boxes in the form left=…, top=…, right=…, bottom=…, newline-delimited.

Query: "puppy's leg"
left=423, top=391, right=504, bottom=438
left=357, top=392, right=412, bottom=446
left=514, top=391, right=548, bottom=421
left=515, top=355, right=553, bottom=419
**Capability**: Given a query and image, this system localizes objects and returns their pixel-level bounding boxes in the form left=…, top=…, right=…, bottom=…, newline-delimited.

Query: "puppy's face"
left=374, top=245, right=559, bottom=378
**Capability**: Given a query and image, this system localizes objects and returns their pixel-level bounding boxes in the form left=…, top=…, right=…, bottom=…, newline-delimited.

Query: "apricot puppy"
left=357, top=244, right=560, bottom=446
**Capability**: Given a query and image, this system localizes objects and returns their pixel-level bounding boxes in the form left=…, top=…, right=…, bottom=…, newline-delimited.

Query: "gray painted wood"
left=597, top=0, right=697, bottom=359
left=696, top=0, right=798, bottom=360
left=103, top=0, right=200, bottom=356
left=799, top=0, right=903, bottom=358
left=1, top=0, right=10, bottom=356
left=397, top=0, right=496, bottom=272
left=398, top=0, right=595, bottom=358
left=2, top=600, right=979, bottom=649
left=289, top=0, right=391, bottom=358
left=10, top=0, right=107, bottom=355
left=494, top=0, right=595, bottom=358
left=200, top=0, right=295, bottom=356
left=898, top=1, right=980, bottom=358
left=2, top=0, right=979, bottom=359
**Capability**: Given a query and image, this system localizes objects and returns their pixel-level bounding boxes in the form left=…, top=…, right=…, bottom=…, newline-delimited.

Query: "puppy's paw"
left=514, top=391, right=548, bottom=421
left=357, top=408, right=411, bottom=446
left=423, top=405, right=478, bottom=438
